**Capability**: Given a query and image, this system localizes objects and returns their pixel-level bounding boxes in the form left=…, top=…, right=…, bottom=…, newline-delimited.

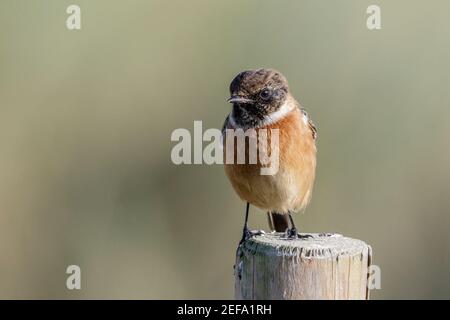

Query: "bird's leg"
left=239, top=202, right=251, bottom=245
left=287, top=213, right=312, bottom=239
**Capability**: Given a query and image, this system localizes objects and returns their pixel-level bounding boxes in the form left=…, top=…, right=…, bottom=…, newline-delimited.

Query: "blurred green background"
left=1, top=0, right=450, bottom=299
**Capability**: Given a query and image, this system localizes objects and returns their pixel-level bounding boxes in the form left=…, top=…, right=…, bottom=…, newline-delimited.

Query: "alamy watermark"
left=367, top=5, right=381, bottom=30
left=64, top=5, right=380, bottom=31
left=66, top=265, right=81, bottom=290
left=66, top=5, right=81, bottom=30
left=171, top=121, right=280, bottom=175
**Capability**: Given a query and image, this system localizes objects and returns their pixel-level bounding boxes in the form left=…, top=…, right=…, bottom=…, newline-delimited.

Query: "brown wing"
left=308, top=118, right=317, bottom=140
left=301, top=109, right=317, bottom=140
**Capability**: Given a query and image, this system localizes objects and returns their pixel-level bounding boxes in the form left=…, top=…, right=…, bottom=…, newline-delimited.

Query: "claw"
left=239, top=227, right=251, bottom=245
left=287, top=227, right=298, bottom=239
left=239, top=228, right=265, bottom=245
left=286, top=228, right=313, bottom=240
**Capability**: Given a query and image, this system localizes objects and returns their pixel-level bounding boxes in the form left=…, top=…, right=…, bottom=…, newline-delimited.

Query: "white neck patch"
left=259, top=102, right=296, bottom=127
left=228, top=101, right=296, bottom=129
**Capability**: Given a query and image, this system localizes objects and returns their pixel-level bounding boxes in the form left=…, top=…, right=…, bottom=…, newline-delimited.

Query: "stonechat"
left=222, top=68, right=317, bottom=242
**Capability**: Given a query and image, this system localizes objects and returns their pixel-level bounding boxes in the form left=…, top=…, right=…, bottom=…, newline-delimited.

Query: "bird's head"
left=227, top=68, right=290, bottom=127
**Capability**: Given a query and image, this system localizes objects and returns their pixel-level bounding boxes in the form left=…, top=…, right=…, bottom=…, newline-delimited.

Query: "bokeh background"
left=1, top=0, right=450, bottom=299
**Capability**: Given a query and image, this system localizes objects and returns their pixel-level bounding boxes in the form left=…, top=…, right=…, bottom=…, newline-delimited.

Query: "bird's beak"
left=227, top=96, right=254, bottom=104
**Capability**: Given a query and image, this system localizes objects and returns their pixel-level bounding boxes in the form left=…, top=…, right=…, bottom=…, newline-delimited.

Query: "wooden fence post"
left=234, top=233, right=372, bottom=300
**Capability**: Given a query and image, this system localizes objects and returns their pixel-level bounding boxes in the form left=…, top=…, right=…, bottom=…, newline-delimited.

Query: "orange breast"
left=223, top=108, right=317, bottom=213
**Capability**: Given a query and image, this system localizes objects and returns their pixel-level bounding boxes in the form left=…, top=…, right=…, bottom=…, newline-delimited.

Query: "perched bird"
left=222, top=68, right=317, bottom=242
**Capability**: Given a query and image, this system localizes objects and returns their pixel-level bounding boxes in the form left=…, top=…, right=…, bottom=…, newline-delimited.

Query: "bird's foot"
left=286, top=227, right=298, bottom=239
left=239, top=227, right=251, bottom=245
left=286, top=228, right=313, bottom=240
left=239, top=228, right=265, bottom=245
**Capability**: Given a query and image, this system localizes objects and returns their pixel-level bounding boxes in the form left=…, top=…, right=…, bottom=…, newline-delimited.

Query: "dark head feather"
left=228, top=68, right=290, bottom=127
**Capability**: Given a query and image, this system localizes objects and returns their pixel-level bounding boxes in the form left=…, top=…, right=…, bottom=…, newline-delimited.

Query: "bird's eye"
left=259, top=88, right=271, bottom=100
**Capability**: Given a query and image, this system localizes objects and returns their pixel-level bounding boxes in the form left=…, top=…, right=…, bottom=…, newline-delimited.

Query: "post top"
left=240, top=232, right=371, bottom=260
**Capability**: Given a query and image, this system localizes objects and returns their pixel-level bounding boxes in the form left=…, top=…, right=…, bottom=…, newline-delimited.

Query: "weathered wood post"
left=235, top=233, right=372, bottom=300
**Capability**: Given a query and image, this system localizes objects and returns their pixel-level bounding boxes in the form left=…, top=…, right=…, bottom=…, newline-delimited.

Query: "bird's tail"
left=267, top=212, right=291, bottom=232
